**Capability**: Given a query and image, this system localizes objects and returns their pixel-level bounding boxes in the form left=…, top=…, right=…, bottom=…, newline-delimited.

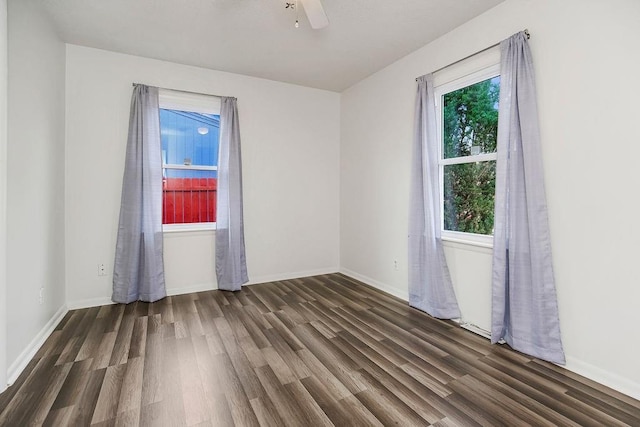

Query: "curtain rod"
left=416, top=29, right=530, bottom=81
left=131, top=83, right=232, bottom=99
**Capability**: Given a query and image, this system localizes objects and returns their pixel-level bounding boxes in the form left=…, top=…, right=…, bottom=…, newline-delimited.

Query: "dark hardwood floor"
left=0, top=274, right=638, bottom=426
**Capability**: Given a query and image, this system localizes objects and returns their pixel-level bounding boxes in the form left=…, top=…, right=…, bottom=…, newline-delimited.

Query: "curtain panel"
left=113, top=84, right=166, bottom=304
left=216, top=97, right=249, bottom=291
left=408, top=74, right=461, bottom=319
left=491, top=32, right=565, bottom=364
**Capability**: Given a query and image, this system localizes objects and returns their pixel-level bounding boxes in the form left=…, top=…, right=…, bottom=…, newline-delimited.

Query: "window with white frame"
left=435, top=64, right=500, bottom=245
left=159, top=90, right=221, bottom=232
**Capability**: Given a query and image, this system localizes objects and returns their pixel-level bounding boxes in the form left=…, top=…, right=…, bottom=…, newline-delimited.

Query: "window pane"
left=443, top=161, right=496, bottom=235
left=443, top=76, right=499, bottom=159
left=160, top=109, right=220, bottom=167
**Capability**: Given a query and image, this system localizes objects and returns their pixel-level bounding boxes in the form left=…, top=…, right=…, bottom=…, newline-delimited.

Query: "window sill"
left=163, top=222, right=216, bottom=233
left=441, top=232, right=493, bottom=250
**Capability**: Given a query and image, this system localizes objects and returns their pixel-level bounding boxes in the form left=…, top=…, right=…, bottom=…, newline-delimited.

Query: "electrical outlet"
left=39, top=287, right=44, bottom=305
left=98, top=263, right=107, bottom=276
left=394, top=260, right=399, bottom=271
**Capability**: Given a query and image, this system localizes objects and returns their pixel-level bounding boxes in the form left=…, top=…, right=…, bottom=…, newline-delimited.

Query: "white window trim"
left=159, top=89, right=221, bottom=232
left=159, top=89, right=221, bottom=115
left=440, top=152, right=497, bottom=166
left=434, top=63, right=500, bottom=248
left=163, top=164, right=217, bottom=171
left=441, top=231, right=493, bottom=249
left=163, top=222, right=216, bottom=233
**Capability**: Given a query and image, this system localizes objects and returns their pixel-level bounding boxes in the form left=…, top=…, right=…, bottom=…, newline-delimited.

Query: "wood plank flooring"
left=0, top=273, right=638, bottom=426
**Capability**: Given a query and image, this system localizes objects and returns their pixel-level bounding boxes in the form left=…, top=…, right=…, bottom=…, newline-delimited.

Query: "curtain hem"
left=503, top=332, right=566, bottom=365
left=112, top=290, right=167, bottom=304
left=409, top=299, right=461, bottom=320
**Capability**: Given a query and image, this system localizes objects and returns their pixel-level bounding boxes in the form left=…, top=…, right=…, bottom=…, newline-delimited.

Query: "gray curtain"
left=491, top=32, right=565, bottom=364
left=408, top=74, right=461, bottom=319
left=216, top=97, right=249, bottom=291
left=113, top=84, right=166, bottom=303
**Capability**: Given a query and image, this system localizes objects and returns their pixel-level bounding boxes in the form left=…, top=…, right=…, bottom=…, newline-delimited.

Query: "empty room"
left=0, top=0, right=639, bottom=425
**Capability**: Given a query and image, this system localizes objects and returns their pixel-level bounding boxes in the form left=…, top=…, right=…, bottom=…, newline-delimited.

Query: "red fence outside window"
left=162, top=178, right=217, bottom=224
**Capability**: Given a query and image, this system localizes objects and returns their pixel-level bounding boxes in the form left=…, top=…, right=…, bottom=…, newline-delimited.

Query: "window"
left=435, top=64, right=500, bottom=245
left=159, top=90, right=221, bottom=231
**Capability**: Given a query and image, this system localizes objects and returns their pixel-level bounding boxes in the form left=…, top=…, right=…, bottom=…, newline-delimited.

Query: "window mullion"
left=440, top=153, right=497, bottom=166
left=163, top=164, right=217, bottom=171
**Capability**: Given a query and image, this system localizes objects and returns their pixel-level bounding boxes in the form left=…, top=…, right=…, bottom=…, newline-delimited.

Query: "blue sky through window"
left=160, top=109, right=220, bottom=178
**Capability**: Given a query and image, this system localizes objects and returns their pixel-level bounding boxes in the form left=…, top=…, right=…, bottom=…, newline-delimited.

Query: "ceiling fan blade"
left=300, top=0, right=329, bottom=29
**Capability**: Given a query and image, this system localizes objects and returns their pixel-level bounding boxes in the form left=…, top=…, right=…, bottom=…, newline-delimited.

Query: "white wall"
left=65, top=45, right=341, bottom=307
left=6, top=0, right=67, bottom=377
left=340, top=0, right=640, bottom=398
left=0, top=0, right=8, bottom=393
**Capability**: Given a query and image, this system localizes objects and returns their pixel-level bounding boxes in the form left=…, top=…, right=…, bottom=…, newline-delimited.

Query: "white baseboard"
left=167, top=282, right=216, bottom=295
left=66, top=268, right=340, bottom=310
left=564, top=356, right=640, bottom=401
left=66, top=286, right=215, bottom=310
left=66, top=296, right=114, bottom=310
left=248, top=267, right=339, bottom=286
left=67, top=284, right=218, bottom=310
left=339, top=268, right=409, bottom=301
left=7, top=304, right=68, bottom=386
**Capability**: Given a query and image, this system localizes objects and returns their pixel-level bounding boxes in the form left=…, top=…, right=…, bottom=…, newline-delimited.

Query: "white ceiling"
left=41, top=0, right=505, bottom=92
